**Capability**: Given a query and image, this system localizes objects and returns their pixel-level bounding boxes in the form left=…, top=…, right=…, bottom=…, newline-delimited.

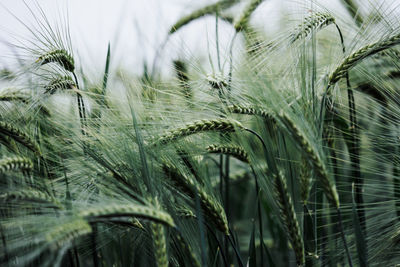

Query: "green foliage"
left=2, top=0, right=400, bottom=266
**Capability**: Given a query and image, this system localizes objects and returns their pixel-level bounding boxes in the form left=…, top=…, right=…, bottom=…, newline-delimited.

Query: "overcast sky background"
left=0, top=0, right=399, bottom=78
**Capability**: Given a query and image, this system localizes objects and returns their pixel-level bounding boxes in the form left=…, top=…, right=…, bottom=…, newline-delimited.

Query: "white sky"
left=0, top=0, right=399, bottom=78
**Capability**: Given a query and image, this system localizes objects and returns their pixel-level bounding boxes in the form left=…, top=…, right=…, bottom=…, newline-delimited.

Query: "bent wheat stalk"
left=79, top=204, right=175, bottom=227
left=169, top=0, right=238, bottom=34
left=154, top=118, right=243, bottom=145
left=234, top=0, right=264, bottom=32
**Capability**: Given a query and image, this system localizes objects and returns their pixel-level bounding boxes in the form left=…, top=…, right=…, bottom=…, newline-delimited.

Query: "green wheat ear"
left=206, top=144, right=250, bottom=163
left=154, top=118, right=244, bottom=145
left=46, top=218, right=92, bottom=250
left=328, top=32, right=400, bottom=90
left=0, top=156, right=33, bottom=174
left=44, top=76, right=76, bottom=94
left=0, top=122, right=41, bottom=155
left=169, top=0, right=238, bottom=34
left=36, top=49, right=75, bottom=72
left=279, top=112, right=339, bottom=209
left=290, top=12, right=335, bottom=43
left=234, top=0, right=264, bottom=32
left=273, top=171, right=305, bottom=266
left=79, top=203, right=175, bottom=227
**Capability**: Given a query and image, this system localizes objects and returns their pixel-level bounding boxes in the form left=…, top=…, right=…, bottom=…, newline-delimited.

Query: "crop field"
left=0, top=0, right=400, bottom=266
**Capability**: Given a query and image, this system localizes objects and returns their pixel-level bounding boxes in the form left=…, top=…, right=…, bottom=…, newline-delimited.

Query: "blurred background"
left=0, top=0, right=399, bottom=78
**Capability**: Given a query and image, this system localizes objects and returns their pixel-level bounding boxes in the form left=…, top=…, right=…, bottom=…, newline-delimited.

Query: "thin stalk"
left=72, top=72, right=86, bottom=136
left=250, top=166, right=264, bottom=267
left=336, top=208, right=353, bottom=267
left=336, top=23, right=366, bottom=237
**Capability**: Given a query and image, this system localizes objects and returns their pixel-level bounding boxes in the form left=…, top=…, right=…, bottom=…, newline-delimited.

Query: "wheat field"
left=0, top=0, right=400, bottom=266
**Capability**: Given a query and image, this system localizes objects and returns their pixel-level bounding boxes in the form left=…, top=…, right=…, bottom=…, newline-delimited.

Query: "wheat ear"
left=290, top=12, right=335, bottom=43
left=151, top=222, right=168, bottom=267
left=0, top=156, right=33, bottom=174
left=46, top=219, right=92, bottom=250
left=234, top=0, right=264, bottom=32
left=0, top=122, right=41, bottom=155
left=163, top=164, right=229, bottom=234
left=36, top=49, right=75, bottom=72
left=44, top=76, right=76, bottom=95
left=227, top=104, right=276, bottom=122
left=328, top=32, right=400, bottom=89
left=273, top=171, right=305, bottom=266
left=175, top=231, right=201, bottom=267
left=0, top=90, right=30, bottom=103
left=169, top=0, right=237, bottom=34
left=154, top=118, right=243, bottom=145
left=207, top=144, right=250, bottom=163
left=279, top=112, right=339, bottom=208
left=79, top=204, right=175, bottom=227
left=0, top=189, right=60, bottom=207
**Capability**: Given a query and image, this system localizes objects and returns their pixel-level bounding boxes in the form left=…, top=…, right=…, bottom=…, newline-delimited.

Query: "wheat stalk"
left=207, top=144, right=250, bottom=163
left=0, top=156, right=33, bottom=174
left=36, top=49, right=75, bottom=72
left=79, top=204, right=175, bottom=227
left=154, top=118, right=243, bottom=145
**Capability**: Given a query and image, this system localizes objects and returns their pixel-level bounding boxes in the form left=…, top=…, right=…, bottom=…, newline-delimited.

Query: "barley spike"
left=273, top=171, right=305, bottom=266
left=290, top=12, right=335, bottom=43
left=0, top=156, right=33, bottom=174
left=79, top=204, right=175, bottom=227
left=46, top=219, right=92, bottom=250
left=44, top=76, right=76, bottom=95
left=207, top=144, right=250, bottom=163
left=279, top=112, right=339, bottom=208
left=36, top=49, right=75, bottom=72
left=0, top=122, right=41, bottom=155
left=154, top=118, right=243, bottom=145
left=329, top=32, right=400, bottom=89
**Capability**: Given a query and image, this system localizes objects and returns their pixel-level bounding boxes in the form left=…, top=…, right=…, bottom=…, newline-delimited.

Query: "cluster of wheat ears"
left=1, top=0, right=400, bottom=266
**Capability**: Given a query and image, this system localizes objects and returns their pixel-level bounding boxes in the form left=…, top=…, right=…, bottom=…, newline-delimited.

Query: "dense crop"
left=1, top=0, right=400, bottom=266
